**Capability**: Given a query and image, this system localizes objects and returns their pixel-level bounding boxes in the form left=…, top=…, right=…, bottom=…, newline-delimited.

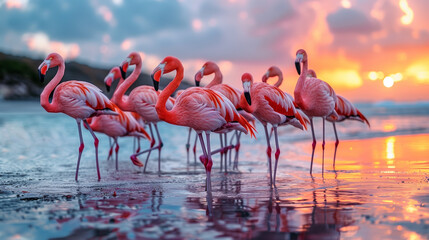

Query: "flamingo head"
left=38, top=53, right=63, bottom=83
left=120, top=52, right=141, bottom=79
left=151, top=56, right=182, bottom=91
left=295, top=49, right=307, bottom=75
left=241, top=73, right=253, bottom=105
left=104, top=66, right=122, bottom=92
left=194, top=61, right=218, bottom=87
left=307, top=69, right=317, bottom=78
left=262, top=66, right=281, bottom=83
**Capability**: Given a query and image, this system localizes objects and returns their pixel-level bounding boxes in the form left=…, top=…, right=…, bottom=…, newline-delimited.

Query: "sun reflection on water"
left=386, top=137, right=396, bottom=160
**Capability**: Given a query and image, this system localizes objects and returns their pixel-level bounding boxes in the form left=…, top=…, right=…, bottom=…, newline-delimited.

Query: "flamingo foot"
left=130, top=155, right=144, bottom=167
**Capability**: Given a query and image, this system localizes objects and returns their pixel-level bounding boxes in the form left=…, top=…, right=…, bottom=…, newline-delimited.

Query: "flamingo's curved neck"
left=40, top=62, right=65, bottom=113
left=205, top=68, right=222, bottom=88
left=112, top=62, right=142, bottom=111
left=273, top=70, right=283, bottom=88
left=156, top=64, right=183, bottom=120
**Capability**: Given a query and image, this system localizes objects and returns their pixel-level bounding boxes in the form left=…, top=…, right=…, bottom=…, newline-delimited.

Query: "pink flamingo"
left=151, top=56, right=256, bottom=192
left=104, top=67, right=147, bottom=155
left=240, top=73, right=307, bottom=187
left=195, top=61, right=253, bottom=171
left=111, top=52, right=174, bottom=173
left=38, top=53, right=118, bottom=181
left=86, top=109, right=151, bottom=170
left=306, top=69, right=370, bottom=167
left=294, top=49, right=338, bottom=175
left=262, top=66, right=310, bottom=131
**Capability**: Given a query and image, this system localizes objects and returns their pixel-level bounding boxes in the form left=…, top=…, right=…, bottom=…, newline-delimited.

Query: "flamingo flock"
left=38, top=49, right=369, bottom=188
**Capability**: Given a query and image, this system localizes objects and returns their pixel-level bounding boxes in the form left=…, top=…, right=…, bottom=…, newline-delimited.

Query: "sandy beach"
left=1, top=101, right=429, bottom=239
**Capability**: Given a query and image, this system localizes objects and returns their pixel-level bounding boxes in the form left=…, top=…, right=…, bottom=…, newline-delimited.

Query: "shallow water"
left=1, top=101, right=429, bottom=239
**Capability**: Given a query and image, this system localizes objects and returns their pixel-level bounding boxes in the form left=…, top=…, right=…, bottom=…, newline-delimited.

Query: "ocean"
left=1, top=100, right=429, bottom=239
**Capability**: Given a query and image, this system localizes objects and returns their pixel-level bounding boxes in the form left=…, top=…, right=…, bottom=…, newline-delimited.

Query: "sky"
left=1, top=0, right=428, bottom=102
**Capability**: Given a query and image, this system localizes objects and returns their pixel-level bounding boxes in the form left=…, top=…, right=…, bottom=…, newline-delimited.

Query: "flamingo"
left=104, top=67, right=147, bottom=154
left=111, top=52, right=174, bottom=173
left=151, top=56, right=256, bottom=193
left=86, top=109, right=151, bottom=170
left=262, top=66, right=310, bottom=131
left=306, top=69, right=370, bottom=167
left=195, top=61, right=253, bottom=171
left=38, top=53, right=118, bottom=181
left=294, top=49, right=338, bottom=175
left=240, top=73, right=307, bottom=187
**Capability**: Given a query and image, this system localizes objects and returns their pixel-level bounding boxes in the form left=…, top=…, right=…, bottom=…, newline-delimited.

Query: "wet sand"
left=1, top=101, right=429, bottom=239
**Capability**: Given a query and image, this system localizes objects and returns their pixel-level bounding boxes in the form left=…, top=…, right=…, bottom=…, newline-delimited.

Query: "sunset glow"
left=399, top=0, right=414, bottom=25
left=383, top=76, right=394, bottom=88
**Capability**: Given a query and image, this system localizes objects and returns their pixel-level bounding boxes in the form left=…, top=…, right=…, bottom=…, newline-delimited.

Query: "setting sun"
left=383, top=76, right=394, bottom=88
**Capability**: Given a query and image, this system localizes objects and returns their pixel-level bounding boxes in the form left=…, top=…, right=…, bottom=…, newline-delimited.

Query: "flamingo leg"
left=133, top=136, right=136, bottom=153
left=228, top=131, right=237, bottom=167
left=75, top=119, right=84, bottom=181
left=219, top=134, right=224, bottom=172
left=233, top=132, right=242, bottom=170
left=205, top=132, right=213, bottom=193
left=153, top=123, right=163, bottom=173
left=114, top=137, right=119, bottom=171
left=263, top=124, right=273, bottom=188
left=273, top=125, right=280, bottom=187
left=143, top=123, right=155, bottom=172
left=83, top=119, right=100, bottom=181
left=107, top=137, right=113, bottom=161
left=322, top=117, right=326, bottom=175
left=197, top=132, right=211, bottom=192
left=186, top=128, right=192, bottom=164
left=309, top=118, right=316, bottom=175
left=136, top=137, right=141, bottom=153
left=332, top=122, right=339, bottom=170
left=193, top=134, right=198, bottom=164
left=224, top=133, right=228, bottom=173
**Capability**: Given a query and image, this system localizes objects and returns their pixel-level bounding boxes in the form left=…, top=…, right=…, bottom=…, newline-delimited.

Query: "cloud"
left=327, top=8, right=381, bottom=34
left=22, top=32, right=80, bottom=59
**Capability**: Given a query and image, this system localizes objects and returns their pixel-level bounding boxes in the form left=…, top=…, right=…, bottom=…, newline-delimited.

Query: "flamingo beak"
left=151, top=62, right=165, bottom=91
left=105, top=84, right=110, bottom=92
left=120, top=57, right=131, bottom=79
left=119, top=65, right=126, bottom=79
left=38, top=69, right=45, bottom=83
left=295, top=61, right=301, bottom=75
left=244, top=92, right=252, bottom=105
left=194, top=67, right=204, bottom=87
left=295, top=54, right=303, bottom=75
left=152, top=77, right=159, bottom=91
left=38, top=60, right=50, bottom=83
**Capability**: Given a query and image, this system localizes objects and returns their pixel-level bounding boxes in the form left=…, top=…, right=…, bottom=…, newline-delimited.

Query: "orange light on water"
left=386, top=137, right=396, bottom=160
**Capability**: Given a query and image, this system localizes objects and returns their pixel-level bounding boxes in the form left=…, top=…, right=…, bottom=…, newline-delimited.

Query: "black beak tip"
left=244, top=92, right=252, bottom=105
left=152, top=79, right=159, bottom=91
left=195, top=80, right=200, bottom=87
left=295, top=61, right=301, bottom=75
left=105, top=84, right=110, bottom=92
left=38, top=70, right=45, bottom=83
left=119, top=66, right=126, bottom=79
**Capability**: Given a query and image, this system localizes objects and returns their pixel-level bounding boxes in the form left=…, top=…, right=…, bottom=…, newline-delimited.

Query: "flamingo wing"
left=176, top=87, right=256, bottom=137
left=210, top=84, right=241, bottom=109
left=55, top=81, right=115, bottom=119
